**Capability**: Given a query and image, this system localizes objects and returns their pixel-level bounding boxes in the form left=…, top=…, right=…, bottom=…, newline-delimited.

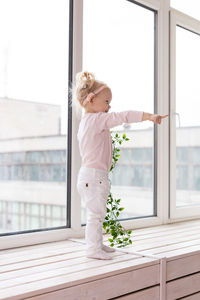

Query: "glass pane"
left=82, top=0, right=155, bottom=224
left=12, top=152, right=25, bottom=163
left=176, top=26, right=200, bottom=207
left=0, top=0, right=69, bottom=234
left=171, top=0, right=200, bottom=21
left=27, top=152, right=41, bottom=164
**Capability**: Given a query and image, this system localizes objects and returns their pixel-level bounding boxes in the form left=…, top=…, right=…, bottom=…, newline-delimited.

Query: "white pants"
left=77, top=166, right=110, bottom=255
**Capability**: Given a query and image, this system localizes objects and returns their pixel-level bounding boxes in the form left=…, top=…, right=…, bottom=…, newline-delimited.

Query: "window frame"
left=170, top=8, right=200, bottom=219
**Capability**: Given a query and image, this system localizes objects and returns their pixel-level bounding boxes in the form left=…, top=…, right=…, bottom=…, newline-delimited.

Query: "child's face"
left=88, top=88, right=112, bottom=113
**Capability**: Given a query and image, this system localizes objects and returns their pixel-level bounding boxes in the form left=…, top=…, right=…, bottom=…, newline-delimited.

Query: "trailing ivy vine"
left=103, top=132, right=133, bottom=248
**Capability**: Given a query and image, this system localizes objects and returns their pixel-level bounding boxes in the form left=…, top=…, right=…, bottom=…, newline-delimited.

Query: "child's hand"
left=150, top=114, right=168, bottom=124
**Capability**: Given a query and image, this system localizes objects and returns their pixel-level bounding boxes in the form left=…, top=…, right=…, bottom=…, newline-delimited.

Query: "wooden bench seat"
left=0, top=219, right=200, bottom=299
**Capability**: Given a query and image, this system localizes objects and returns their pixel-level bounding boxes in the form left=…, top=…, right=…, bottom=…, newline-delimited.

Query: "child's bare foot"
left=86, top=249, right=113, bottom=260
left=102, top=244, right=116, bottom=253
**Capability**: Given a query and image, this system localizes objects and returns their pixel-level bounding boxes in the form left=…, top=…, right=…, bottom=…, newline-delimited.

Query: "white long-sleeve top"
left=77, top=111, right=144, bottom=172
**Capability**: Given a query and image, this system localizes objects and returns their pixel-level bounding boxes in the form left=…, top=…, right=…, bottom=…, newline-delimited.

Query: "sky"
left=171, top=0, right=200, bottom=128
left=0, top=0, right=69, bottom=133
left=0, top=0, right=200, bottom=134
left=176, top=26, right=200, bottom=128
left=83, top=0, right=154, bottom=131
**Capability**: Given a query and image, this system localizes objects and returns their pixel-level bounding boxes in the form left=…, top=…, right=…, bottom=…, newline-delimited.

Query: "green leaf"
left=117, top=244, right=124, bottom=248
left=123, top=238, right=128, bottom=241
left=108, top=238, right=113, bottom=242
left=119, top=207, right=125, bottom=211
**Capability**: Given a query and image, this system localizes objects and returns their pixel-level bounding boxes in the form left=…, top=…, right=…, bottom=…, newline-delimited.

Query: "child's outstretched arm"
left=142, top=112, right=168, bottom=124
left=95, top=111, right=168, bottom=130
left=95, top=111, right=143, bottom=130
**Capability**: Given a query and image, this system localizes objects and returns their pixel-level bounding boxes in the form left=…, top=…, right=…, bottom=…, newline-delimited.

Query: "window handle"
left=174, top=112, right=181, bottom=128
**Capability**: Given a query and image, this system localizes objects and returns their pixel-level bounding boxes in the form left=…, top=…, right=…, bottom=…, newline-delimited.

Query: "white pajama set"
left=77, top=110, right=143, bottom=256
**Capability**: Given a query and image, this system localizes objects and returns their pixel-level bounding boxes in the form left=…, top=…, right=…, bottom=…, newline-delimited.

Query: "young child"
left=75, top=71, right=168, bottom=260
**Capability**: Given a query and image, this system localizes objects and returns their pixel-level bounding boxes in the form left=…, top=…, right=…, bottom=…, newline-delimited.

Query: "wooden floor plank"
left=23, top=265, right=159, bottom=300
left=0, top=253, right=139, bottom=289
left=0, top=252, right=132, bottom=282
left=103, top=220, right=200, bottom=239
left=178, top=292, right=200, bottom=300
left=119, top=222, right=200, bottom=241
left=1, top=219, right=200, bottom=299
left=139, top=238, right=200, bottom=255
left=0, top=257, right=158, bottom=300
left=0, top=240, right=77, bottom=255
left=167, top=272, right=200, bottom=299
left=0, top=241, right=81, bottom=260
left=114, top=286, right=160, bottom=300
left=0, top=244, right=86, bottom=266
left=167, top=252, right=200, bottom=281
left=124, top=227, right=200, bottom=246
left=155, top=246, right=200, bottom=260
left=0, top=250, right=88, bottom=273
left=118, top=233, right=200, bottom=253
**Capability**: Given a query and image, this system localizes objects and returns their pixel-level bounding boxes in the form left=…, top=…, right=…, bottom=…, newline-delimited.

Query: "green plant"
left=103, top=132, right=133, bottom=248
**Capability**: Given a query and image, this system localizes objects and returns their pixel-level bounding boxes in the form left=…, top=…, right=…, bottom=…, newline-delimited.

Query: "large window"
left=170, top=9, right=200, bottom=218
left=5, top=0, right=200, bottom=247
left=0, top=0, right=69, bottom=235
left=176, top=26, right=200, bottom=207
left=82, top=0, right=156, bottom=224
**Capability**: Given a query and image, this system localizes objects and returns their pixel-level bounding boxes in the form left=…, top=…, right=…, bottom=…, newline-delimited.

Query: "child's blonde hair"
left=70, top=71, right=108, bottom=116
